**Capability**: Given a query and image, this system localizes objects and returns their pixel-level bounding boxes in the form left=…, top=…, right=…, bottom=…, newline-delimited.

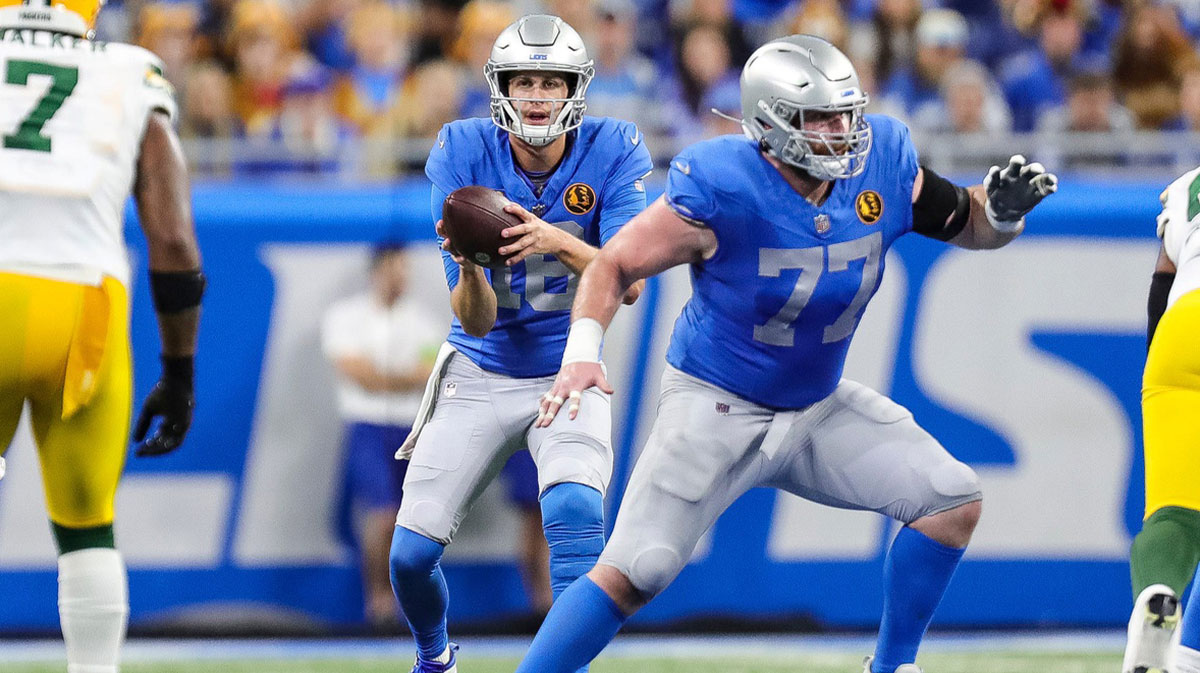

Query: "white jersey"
left=321, top=294, right=444, bottom=426
left=0, top=28, right=176, bottom=287
left=1158, top=167, right=1200, bottom=309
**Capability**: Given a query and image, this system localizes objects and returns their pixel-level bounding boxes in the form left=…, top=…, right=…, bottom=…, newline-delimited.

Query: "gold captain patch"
left=564, top=183, right=596, bottom=215
left=855, top=190, right=884, bottom=225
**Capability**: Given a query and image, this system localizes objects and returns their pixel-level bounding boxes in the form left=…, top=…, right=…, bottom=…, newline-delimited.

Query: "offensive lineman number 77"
left=3, top=60, right=79, bottom=153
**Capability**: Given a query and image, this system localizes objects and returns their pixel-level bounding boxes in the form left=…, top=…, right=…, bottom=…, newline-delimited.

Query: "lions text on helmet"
left=485, top=14, right=594, bottom=147
left=0, top=0, right=105, bottom=38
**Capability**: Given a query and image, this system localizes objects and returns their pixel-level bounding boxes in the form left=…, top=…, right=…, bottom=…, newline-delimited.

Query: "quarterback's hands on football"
left=435, top=219, right=475, bottom=269
left=500, top=203, right=574, bottom=265
left=984, top=154, right=1058, bottom=231
left=536, top=362, right=614, bottom=427
left=133, top=356, right=195, bottom=457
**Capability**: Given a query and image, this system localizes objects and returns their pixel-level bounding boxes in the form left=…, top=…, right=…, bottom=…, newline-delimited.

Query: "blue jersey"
left=664, top=114, right=919, bottom=409
left=426, top=117, right=652, bottom=377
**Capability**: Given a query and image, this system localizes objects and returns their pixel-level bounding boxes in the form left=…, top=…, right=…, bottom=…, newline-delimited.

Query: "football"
left=441, top=186, right=522, bottom=269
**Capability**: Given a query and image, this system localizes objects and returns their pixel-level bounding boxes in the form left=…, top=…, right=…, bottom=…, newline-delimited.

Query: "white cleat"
left=1123, top=584, right=1182, bottom=673
left=863, top=655, right=924, bottom=673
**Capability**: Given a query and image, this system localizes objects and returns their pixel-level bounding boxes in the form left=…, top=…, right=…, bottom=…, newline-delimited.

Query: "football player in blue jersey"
left=518, top=35, right=1058, bottom=673
left=387, top=13, right=652, bottom=673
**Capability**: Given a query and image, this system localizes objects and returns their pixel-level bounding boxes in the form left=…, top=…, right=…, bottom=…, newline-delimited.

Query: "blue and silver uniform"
left=426, top=116, right=652, bottom=377
left=664, top=114, right=918, bottom=409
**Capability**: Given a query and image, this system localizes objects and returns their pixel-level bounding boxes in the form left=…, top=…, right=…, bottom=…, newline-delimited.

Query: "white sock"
left=1176, top=646, right=1200, bottom=673
left=58, top=548, right=129, bottom=673
left=435, top=646, right=452, bottom=664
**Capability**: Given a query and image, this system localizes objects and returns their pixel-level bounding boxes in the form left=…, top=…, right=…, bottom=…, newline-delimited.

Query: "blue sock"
left=872, top=526, right=966, bottom=673
left=515, top=576, right=627, bottom=673
left=540, top=482, right=605, bottom=598
left=1183, top=580, right=1200, bottom=649
left=390, top=526, right=449, bottom=661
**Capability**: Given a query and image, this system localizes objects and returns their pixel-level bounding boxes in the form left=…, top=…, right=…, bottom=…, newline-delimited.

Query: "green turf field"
left=4, top=650, right=1122, bottom=673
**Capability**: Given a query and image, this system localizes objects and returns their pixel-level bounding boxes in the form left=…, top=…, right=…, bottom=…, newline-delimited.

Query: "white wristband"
left=985, top=200, right=1023, bottom=234
left=562, top=318, right=604, bottom=365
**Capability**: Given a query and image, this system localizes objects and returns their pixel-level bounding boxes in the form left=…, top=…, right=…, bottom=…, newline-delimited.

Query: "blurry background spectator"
left=1111, top=3, right=1200, bottom=129
left=321, top=244, right=443, bottom=627
left=911, top=59, right=1012, bottom=134
left=1170, top=66, right=1200, bottom=132
left=450, top=0, right=516, bottom=119
left=1036, top=70, right=1134, bottom=171
left=332, top=2, right=412, bottom=139
left=881, top=8, right=969, bottom=123
left=226, top=0, right=299, bottom=138
left=666, top=21, right=740, bottom=143
left=136, top=2, right=202, bottom=84
left=863, top=0, right=922, bottom=87
left=998, top=0, right=1089, bottom=131
left=586, top=0, right=666, bottom=135
left=1038, top=70, right=1134, bottom=134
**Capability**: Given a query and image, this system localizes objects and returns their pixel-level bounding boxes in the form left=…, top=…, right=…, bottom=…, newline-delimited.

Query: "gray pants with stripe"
left=599, top=365, right=982, bottom=596
left=397, top=352, right=613, bottom=545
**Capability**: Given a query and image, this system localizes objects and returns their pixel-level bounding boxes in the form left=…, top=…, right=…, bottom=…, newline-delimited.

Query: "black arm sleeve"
left=1148, top=271, right=1176, bottom=350
left=912, top=165, right=971, bottom=242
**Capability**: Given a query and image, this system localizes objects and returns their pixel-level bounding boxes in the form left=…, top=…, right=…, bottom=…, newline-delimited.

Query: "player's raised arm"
left=911, top=156, right=1058, bottom=250
left=132, top=111, right=204, bottom=457
left=536, top=197, right=717, bottom=425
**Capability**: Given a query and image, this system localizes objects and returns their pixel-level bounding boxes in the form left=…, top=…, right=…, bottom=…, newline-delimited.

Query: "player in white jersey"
left=0, top=1, right=204, bottom=671
left=1124, top=167, right=1200, bottom=673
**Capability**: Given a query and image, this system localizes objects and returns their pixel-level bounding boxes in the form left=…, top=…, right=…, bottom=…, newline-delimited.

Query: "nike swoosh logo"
left=673, top=160, right=690, bottom=175
left=631, top=131, right=640, bottom=146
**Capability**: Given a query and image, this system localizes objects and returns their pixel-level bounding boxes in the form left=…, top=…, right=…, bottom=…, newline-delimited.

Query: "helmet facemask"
left=750, top=95, right=872, bottom=181
left=486, top=63, right=593, bottom=146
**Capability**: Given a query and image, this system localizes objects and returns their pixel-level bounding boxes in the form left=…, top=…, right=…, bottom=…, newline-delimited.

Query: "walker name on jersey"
left=0, top=28, right=106, bottom=50
left=0, top=238, right=1151, bottom=569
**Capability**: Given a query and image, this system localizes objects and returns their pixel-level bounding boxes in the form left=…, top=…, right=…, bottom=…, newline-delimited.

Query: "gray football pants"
left=397, top=352, right=613, bottom=545
left=599, top=365, right=982, bottom=596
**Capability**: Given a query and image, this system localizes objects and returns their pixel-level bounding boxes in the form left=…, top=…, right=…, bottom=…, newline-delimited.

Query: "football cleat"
left=411, top=643, right=459, bottom=673
left=862, top=655, right=924, bottom=673
left=1123, top=585, right=1182, bottom=673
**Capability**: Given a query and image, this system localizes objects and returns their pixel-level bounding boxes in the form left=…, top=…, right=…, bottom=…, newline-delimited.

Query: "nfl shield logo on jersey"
left=444, top=381, right=457, bottom=397
left=814, top=213, right=831, bottom=235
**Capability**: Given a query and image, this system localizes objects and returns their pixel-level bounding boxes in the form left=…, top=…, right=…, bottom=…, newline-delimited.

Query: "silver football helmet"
left=739, top=35, right=872, bottom=180
left=485, top=14, right=594, bottom=146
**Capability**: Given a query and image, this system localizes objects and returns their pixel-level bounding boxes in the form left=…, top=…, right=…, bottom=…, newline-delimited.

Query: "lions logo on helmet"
left=0, top=0, right=106, bottom=37
left=484, top=14, right=594, bottom=147
left=736, top=35, right=872, bottom=181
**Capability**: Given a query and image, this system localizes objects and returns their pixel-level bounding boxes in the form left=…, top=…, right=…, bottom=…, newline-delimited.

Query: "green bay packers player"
left=0, top=1, right=203, bottom=671
left=1124, top=167, right=1200, bottom=673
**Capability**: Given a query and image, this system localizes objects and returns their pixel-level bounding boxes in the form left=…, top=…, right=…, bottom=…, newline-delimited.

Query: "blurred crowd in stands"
left=93, top=0, right=1200, bottom=176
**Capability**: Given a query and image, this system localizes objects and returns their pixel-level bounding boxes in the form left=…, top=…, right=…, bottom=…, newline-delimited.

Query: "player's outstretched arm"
left=536, top=197, right=717, bottom=426
left=132, top=111, right=204, bottom=457
left=915, top=156, right=1057, bottom=250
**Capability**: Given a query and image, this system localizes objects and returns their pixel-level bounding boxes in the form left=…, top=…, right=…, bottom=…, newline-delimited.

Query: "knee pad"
left=627, top=545, right=685, bottom=598
left=389, top=526, right=445, bottom=580
left=929, top=460, right=982, bottom=500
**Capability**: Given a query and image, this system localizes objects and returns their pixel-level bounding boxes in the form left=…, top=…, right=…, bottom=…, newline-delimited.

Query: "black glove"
left=984, top=154, right=1058, bottom=228
left=133, top=356, right=195, bottom=457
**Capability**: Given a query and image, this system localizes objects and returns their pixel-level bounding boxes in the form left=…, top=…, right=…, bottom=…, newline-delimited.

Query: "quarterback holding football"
left=387, top=13, right=651, bottom=673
